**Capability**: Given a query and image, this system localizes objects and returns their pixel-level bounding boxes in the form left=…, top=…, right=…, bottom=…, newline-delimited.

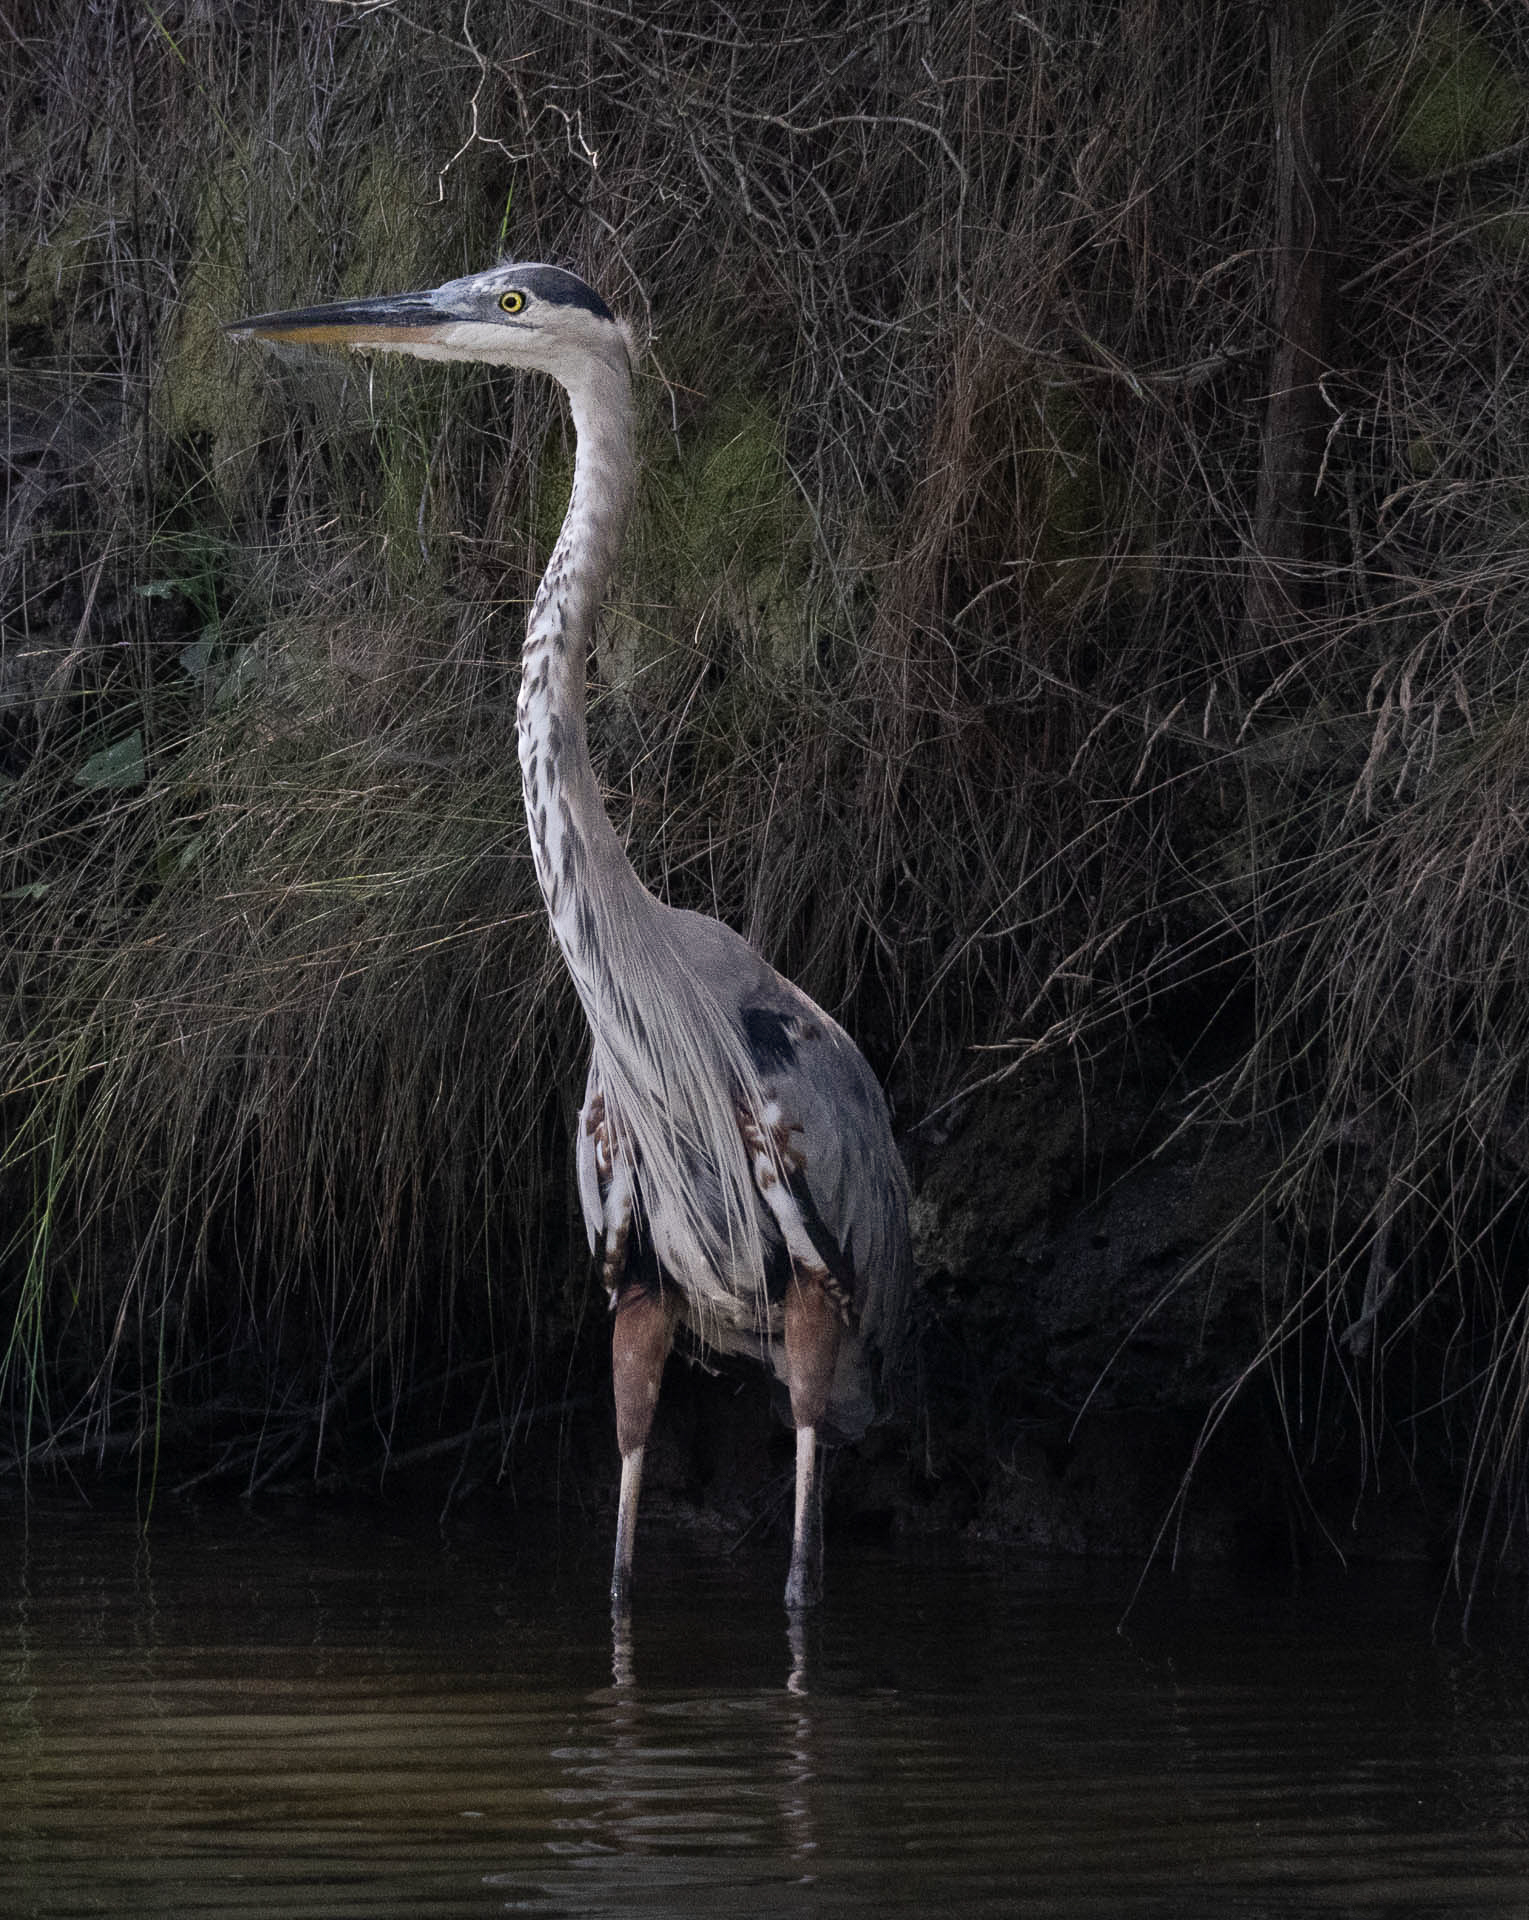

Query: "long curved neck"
left=514, top=337, right=773, bottom=1295
left=516, top=348, right=654, bottom=989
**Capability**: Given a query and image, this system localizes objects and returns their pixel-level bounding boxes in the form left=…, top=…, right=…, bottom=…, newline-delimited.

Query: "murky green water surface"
left=3, top=1495, right=1528, bottom=1917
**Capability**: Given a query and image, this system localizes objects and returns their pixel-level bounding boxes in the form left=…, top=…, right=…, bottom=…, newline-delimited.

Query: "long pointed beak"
left=225, top=291, right=448, bottom=349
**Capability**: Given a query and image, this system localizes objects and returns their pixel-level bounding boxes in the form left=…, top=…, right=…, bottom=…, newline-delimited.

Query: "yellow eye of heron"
left=499, top=290, right=527, bottom=315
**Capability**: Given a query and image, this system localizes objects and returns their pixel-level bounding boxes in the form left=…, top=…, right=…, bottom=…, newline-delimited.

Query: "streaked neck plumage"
left=515, top=346, right=652, bottom=989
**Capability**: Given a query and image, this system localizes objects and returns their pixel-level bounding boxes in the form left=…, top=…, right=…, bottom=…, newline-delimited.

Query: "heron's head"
left=227, top=262, right=634, bottom=386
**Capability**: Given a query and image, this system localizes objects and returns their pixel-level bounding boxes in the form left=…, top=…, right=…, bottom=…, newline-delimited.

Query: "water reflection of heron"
left=232, top=263, right=911, bottom=1610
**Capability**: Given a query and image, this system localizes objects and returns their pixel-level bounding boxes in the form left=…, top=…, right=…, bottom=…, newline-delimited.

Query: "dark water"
left=3, top=1496, right=1529, bottom=1918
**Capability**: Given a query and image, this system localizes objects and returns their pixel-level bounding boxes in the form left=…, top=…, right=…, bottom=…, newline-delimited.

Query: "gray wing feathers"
left=766, top=1003, right=913, bottom=1354
left=572, top=905, right=911, bottom=1372
left=683, top=905, right=910, bottom=1349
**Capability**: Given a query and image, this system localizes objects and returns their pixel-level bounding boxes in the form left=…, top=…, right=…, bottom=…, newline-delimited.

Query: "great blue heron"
left=230, top=262, right=912, bottom=1610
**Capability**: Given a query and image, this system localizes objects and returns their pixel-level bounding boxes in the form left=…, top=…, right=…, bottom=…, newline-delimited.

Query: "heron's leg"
left=610, top=1281, right=675, bottom=1607
left=739, top=1109, right=855, bottom=1609
left=783, top=1267, right=842, bottom=1611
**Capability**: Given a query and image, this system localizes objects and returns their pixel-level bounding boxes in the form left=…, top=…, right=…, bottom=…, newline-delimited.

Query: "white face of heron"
left=230, top=262, right=634, bottom=382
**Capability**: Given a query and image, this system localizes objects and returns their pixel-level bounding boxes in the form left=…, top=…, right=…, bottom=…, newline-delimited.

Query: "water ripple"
left=4, top=1501, right=1529, bottom=1916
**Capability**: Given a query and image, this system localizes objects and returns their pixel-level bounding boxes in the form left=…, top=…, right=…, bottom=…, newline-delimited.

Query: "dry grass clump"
left=5, top=0, right=1529, bottom=1568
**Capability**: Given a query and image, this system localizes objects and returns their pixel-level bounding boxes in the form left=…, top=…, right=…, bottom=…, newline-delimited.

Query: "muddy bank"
left=563, top=1061, right=1457, bottom=1579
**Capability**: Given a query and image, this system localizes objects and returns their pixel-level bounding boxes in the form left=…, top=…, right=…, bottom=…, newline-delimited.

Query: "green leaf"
left=75, top=730, right=146, bottom=790
left=154, top=830, right=205, bottom=881
left=213, top=645, right=262, bottom=708
left=178, top=632, right=218, bottom=678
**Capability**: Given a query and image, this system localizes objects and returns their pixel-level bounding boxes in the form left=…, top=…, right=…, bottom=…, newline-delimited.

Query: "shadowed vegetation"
left=5, top=0, right=1529, bottom=1588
